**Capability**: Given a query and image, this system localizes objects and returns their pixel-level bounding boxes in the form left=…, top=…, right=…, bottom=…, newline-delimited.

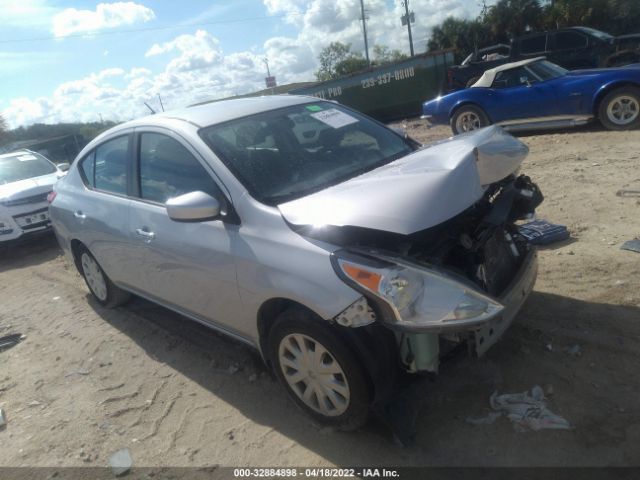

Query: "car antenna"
left=144, top=102, right=156, bottom=114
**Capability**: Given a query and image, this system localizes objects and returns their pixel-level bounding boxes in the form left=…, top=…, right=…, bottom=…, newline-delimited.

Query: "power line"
left=0, top=11, right=308, bottom=45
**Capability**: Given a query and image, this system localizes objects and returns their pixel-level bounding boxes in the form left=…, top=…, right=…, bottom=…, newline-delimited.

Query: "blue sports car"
left=422, top=57, right=640, bottom=134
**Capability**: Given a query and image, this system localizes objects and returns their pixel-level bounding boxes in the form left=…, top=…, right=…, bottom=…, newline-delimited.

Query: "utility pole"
left=401, top=0, right=415, bottom=57
left=359, top=0, right=370, bottom=65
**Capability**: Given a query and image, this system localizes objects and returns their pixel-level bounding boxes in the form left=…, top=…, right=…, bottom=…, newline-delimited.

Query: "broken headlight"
left=331, top=250, right=504, bottom=332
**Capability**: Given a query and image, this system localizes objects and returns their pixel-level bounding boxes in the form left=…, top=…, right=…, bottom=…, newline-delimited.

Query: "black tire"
left=598, top=86, right=640, bottom=131
left=268, top=307, right=371, bottom=431
left=77, top=246, right=130, bottom=308
left=450, top=105, right=490, bottom=135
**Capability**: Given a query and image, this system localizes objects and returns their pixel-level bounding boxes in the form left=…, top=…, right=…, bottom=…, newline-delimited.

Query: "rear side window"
left=493, top=67, right=536, bottom=88
left=555, top=31, right=588, bottom=50
left=138, top=133, right=220, bottom=204
left=519, top=34, right=547, bottom=54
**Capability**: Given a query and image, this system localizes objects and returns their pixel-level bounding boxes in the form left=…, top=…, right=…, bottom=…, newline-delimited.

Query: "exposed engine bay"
left=295, top=173, right=543, bottom=298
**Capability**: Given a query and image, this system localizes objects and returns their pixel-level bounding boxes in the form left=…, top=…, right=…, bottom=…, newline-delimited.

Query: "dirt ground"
left=1, top=121, right=639, bottom=468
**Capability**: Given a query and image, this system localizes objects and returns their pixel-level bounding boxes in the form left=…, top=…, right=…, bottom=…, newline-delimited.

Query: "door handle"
left=135, top=228, right=155, bottom=240
left=74, top=211, right=86, bottom=220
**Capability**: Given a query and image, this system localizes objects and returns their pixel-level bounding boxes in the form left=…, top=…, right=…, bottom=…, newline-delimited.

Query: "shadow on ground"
left=88, top=289, right=640, bottom=466
left=0, top=233, right=61, bottom=274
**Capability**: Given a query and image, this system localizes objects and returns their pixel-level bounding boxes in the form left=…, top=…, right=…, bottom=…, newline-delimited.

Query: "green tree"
left=427, top=17, right=493, bottom=62
left=0, top=114, right=7, bottom=140
left=372, top=45, right=408, bottom=65
left=484, top=0, right=544, bottom=43
left=315, top=42, right=368, bottom=81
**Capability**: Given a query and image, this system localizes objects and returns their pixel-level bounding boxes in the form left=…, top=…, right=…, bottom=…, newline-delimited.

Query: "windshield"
left=528, top=60, right=568, bottom=80
left=199, top=102, right=414, bottom=205
left=0, top=152, right=57, bottom=185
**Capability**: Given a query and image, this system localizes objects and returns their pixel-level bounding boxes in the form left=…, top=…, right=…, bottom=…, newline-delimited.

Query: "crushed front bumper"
left=473, top=249, right=538, bottom=356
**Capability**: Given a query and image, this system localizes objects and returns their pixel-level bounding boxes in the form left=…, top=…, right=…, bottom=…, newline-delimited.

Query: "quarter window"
left=79, top=151, right=95, bottom=187
left=138, top=133, right=220, bottom=204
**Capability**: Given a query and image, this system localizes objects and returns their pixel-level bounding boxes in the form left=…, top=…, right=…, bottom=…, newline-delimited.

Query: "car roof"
left=471, top=57, right=546, bottom=87
left=120, top=94, right=317, bottom=130
left=0, top=149, right=39, bottom=159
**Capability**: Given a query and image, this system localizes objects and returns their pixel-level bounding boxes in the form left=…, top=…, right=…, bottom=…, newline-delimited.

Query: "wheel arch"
left=69, top=238, right=85, bottom=274
left=256, top=297, right=399, bottom=405
left=449, top=101, right=492, bottom=123
left=592, top=81, right=640, bottom=116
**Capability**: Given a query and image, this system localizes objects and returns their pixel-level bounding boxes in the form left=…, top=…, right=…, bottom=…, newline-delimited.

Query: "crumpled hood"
left=278, top=126, right=528, bottom=235
left=0, top=173, right=61, bottom=203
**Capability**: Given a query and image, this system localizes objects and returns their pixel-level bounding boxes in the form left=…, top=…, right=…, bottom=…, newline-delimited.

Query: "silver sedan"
left=50, top=95, right=541, bottom=429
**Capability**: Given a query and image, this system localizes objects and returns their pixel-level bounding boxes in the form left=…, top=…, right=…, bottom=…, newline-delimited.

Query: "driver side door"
left=488, top=66, right=559, bottom=123
left=126, top=129, right=245, bottom=334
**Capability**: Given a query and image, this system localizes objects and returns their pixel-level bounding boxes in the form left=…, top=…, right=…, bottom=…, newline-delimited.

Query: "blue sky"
left=0, top=0, right=483, bottom=128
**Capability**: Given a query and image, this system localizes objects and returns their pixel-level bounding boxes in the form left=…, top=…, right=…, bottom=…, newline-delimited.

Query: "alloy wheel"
left=456, top=111, right=481, bottom=132
left=607, top=95, right=639, bottom=126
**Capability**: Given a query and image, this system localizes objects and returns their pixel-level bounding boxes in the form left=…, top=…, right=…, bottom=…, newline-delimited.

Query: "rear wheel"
left=451, top=105, right=490, bottom=134
left=78, top=247, right=130, bottom=308
left=598, top=87, right=640, bottom=131
left=268, top=308, right=371, bottom=430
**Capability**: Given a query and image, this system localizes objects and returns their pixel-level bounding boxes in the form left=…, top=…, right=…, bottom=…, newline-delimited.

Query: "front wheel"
left=268, top=308, right=371, bottom=430
left=598, top=87, right=640, bottom=131
left=78, top=247, right=130, bottom=308
left=451, top=105, right=490, bottom=134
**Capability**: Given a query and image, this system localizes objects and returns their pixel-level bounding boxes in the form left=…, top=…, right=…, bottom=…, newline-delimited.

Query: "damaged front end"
left=325, top=173, right=542, bottom=373
left=288, top=127, right=543, bottom=374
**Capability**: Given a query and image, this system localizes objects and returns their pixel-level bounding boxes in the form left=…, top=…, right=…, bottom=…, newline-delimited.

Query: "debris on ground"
left=0, top=334, right=23, bottom=353
left=109, top=448, right=133, bottom=476
left=64, top=368, right=91, bottom=378
left=489, top=386, right=572, bottom=432
left=465, top=411, right=501, bottom=426
left=616, top=189, right=640, bottom=197
left=620, top=239, right=640, bottom=254
left=517, top=220, right=570, bottom=245
left=0, top=408, right=6, bottom=429
left=565, top=345, right=582, bottom=357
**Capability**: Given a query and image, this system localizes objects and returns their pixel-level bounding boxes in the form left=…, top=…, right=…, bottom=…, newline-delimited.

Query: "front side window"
left=138, top=133, right=220, bottom=204
left=493, top=67, right=537, bottom=88
left=92, top=136, right=129, bottom=195
left=555, top=31, right=588, bottom=50
left=0, top=152, right=56, bottom=185
left=199, top=102, right=413, bottom=205
left=527, top=60, right=568, bottom=81
left=520, top=34, right=547, bottom=54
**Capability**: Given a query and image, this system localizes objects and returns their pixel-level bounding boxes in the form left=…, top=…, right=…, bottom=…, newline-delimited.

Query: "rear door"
left=126, top=128, right=244, bottom=333
left=72, top=134, right=135, bottom=284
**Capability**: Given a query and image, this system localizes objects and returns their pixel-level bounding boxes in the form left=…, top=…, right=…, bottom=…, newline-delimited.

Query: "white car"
left=0, top=150, right=69, bottom=245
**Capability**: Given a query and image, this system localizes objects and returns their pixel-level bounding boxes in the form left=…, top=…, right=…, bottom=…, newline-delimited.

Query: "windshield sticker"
left=17, top=154, right=38, bottom=161
left=305, top=105, right=323, bottom=112
left=310, top=108, right=358, bottom=129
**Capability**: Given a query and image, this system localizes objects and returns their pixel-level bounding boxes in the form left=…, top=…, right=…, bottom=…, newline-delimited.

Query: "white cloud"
left=2, top=0, right=485, bottom=128
left=145, top=30, right=223, bottom=72
left=0, top=0, right=57, bottom=29
left=52, top=2, right=155, bottom=38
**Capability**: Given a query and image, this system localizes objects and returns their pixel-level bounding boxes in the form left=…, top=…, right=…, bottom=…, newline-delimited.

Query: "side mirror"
left=166, top=191, right=221, bottom=222
left=57, top=162, right=70, bottom=172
